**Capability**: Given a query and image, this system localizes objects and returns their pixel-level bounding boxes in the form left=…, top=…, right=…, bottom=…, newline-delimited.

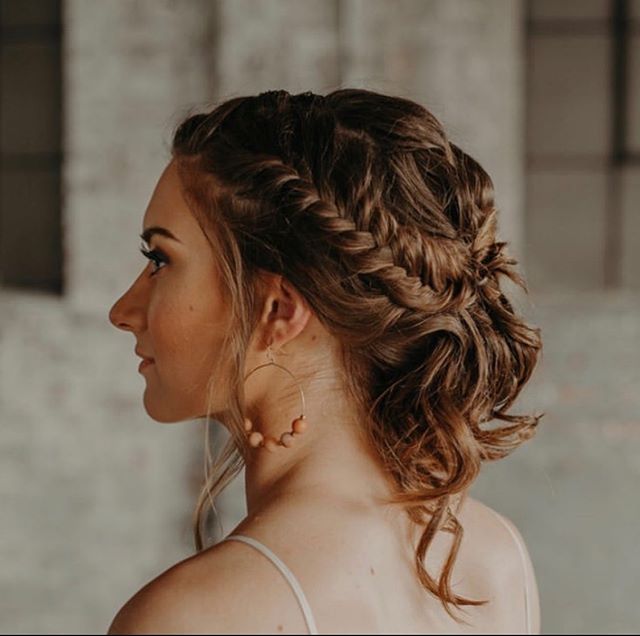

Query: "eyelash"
left=139, top=245, right=168, bottom=276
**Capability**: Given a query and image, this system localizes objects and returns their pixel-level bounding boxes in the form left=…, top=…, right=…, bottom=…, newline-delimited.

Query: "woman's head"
left=113, top=88, right=544, bottom=620
left=109, top=157, right=355, bottom=445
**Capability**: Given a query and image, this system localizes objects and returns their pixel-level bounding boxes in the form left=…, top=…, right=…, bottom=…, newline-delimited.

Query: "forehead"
left=142, top=160, right=194, bottom=233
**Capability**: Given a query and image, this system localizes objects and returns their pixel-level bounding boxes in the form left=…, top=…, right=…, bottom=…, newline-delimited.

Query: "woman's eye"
left=139, top=245, right=168, bottom=276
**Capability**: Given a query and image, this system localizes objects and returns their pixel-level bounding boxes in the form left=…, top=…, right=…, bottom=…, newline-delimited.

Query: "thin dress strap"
left=222, top=533, right=319, bottom=635
left=489, top=511, right=533, bottom=635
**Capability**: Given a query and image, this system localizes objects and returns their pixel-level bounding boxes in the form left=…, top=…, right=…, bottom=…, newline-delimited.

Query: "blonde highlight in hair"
left=170, top=88, right=544, bottom=623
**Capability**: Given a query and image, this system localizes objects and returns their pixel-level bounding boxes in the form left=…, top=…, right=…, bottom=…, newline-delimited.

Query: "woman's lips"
left=138, top=358, right=154, bottom=373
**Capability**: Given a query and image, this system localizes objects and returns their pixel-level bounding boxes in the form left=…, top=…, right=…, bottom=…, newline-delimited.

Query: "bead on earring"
left=242, top=344, right=308, bottom=452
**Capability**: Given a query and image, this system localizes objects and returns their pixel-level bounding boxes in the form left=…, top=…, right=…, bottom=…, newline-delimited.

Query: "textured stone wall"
left=1, top=1, right=218, bottom=632
left=470, top=290, right=640, bottom=633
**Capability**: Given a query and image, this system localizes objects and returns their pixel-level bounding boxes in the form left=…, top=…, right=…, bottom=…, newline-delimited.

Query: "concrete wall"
left=525, top=1, right=640, bottom=291
left=1, top=0, right=636, bottom=633
left=1, top=1, right=217, bottom=631
left=470, top=289, right=640, bottom=633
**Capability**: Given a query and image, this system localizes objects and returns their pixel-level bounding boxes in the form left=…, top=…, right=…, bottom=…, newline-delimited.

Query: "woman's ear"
left=258, top=274, right=312, bottom=350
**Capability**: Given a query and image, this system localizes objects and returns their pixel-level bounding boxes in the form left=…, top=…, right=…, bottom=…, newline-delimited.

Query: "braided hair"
left=171, top=88, right=544, bottom=622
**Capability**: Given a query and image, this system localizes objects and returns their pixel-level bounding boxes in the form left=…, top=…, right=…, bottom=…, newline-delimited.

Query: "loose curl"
left=169, top=88, right=544, bottom=623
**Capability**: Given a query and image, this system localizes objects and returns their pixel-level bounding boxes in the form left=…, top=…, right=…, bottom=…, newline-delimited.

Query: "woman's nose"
left=109, top=277, right=147, bottom=333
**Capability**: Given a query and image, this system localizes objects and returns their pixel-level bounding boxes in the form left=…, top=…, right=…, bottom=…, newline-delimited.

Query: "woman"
left=108, top=89, right=543, bottom=634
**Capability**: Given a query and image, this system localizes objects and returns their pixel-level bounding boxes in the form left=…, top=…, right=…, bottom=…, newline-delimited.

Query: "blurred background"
left=0, top=0, right=638, bottom=633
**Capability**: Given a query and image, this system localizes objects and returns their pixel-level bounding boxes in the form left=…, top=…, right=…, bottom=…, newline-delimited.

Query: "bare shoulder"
left=106, top=553, right=216, bottom=635
left=459, top=496, right=541, bottom=634
left=107, top=540, right=311, bottom=635
left=107, top=497, right=541, bottom=634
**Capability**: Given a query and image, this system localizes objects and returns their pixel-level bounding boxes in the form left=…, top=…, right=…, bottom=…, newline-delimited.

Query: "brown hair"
left=170, top=88, right=544, bottom=622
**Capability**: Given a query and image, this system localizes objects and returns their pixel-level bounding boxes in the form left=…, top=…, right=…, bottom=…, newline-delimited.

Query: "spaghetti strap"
left=222, top=533, right=320, bottom=635
left=488, top=510, right=533, bottom=635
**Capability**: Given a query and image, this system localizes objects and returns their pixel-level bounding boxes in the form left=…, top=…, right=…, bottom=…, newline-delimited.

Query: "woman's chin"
left=142, top=394, right=193, bottom=424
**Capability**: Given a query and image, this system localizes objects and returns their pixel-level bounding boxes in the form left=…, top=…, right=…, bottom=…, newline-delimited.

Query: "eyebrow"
left=140, top=226, right=182, bottom=244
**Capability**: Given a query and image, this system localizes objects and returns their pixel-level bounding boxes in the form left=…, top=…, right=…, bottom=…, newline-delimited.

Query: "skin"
left=107, top=159, right=541, bottom=634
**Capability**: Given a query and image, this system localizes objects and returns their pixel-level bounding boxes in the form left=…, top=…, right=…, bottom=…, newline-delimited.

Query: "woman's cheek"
left=145, top=290, right=182, bottom=361
left=148, top=270, right=225, bottom=384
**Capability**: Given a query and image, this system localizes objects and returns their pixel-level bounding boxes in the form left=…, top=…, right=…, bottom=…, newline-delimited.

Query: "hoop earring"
left=242, top=344, right=308, bottom=452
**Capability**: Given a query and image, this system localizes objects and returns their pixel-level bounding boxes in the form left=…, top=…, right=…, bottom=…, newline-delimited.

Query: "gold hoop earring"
left=242, top=344, right=308, bottom=452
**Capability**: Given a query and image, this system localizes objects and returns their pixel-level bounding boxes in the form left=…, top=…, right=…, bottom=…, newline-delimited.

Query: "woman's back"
left=221, top=499, right=539, bottom=633
left=141, top=494, right=539, bottom=634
